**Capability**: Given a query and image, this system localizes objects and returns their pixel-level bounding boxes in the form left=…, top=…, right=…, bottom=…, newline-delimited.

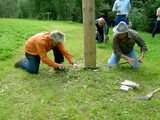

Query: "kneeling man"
left=14, top=30, right=79, bottom=74
left=108, top=21, right=147, bottom=69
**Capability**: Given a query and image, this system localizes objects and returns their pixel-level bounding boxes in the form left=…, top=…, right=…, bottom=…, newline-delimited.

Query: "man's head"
left=49, top=30, right=65, bottom=43
left=113, top=21, right=128, bottom=34
left=113, top=21, right=128, bottom=40
left=98, top=18, right=105, bottom=27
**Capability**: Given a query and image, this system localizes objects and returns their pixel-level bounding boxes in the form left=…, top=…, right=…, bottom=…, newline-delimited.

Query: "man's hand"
left=126, top=14, right=129, bottom=19
left=58, top=64, right=65, bottom=70
left=95, top=31, right=99, bottom=35
left=120, top=54, right=135, bottom=66
left=72, top=63, right=79, bottom=69
left=138, top=56, right=143, bottom=63
left=127, top=58, right=135, bottom=66
left=117, top=9, right=121, bottom=13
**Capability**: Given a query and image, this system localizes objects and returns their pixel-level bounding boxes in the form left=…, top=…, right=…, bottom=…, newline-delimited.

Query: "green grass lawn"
left=0, top=18, right=160, bottom=120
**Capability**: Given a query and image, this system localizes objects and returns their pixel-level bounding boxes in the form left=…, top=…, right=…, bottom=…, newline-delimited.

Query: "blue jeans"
left=115, top=15, right=128, bottom=25
left=152, top=20, right=160, bottom=38
left=21, top=53, right=40, bottom=74
left=108, top=48, right=139, bottom=69
left=21, top=47, right=64, bottom=74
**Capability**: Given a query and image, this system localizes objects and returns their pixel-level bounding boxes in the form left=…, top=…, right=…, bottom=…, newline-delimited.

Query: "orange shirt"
left=24, top=32, right=74, bottom=68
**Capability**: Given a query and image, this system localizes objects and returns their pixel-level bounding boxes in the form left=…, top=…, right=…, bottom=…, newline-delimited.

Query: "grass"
left=0, top=18, right=160, bottom=120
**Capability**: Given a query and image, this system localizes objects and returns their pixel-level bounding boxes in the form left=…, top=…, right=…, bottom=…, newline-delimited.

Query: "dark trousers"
left=21, top=47, right=64, bottom=74
left=152, top=20, right=160, bottom=38
left=96, top=34, right=109, bottom=43
left=96, top=35, right=103, bottom=43
left=115, top=15, right=128, bottom=25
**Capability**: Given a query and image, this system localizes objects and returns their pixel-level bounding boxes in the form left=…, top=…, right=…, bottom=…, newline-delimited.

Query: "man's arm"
left=112, top=1, right=120, bottom=13
left=56, top=43, right=79, bottom=69
left=137, top=51, right=145, bottom=63
left=126, top=0, right=131, bottom=19
left=103, top=23, right=109, bottom=45
left=120, top=54, right=135, bottom=66
left=103, top=34, right=107, bottom=45
left=132, top=30, right=147, bottom=63
left=156, top=8, right=160, bottom=17
left=126, top=9, right=131, bottom=19
left=57, top=43, right=74, bottom=64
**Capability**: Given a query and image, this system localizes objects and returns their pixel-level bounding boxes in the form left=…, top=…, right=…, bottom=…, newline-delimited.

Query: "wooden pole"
left=82, top=0, right=96, bottom=68
left=46, top=12, right=51, bottom=21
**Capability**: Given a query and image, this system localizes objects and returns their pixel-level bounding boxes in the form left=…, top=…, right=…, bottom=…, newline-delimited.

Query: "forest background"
left=0, top=0, right=160, bottom=32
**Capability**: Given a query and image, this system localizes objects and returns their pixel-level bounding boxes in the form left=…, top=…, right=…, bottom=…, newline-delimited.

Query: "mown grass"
left=0, top=18, right=160, bottom=120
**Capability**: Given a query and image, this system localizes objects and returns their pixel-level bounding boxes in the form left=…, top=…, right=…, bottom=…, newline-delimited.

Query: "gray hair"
left=49, top=30, right=65, bottom=43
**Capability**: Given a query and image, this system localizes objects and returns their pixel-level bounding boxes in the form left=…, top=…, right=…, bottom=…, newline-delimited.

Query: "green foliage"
left=0, top=19, right=160, bottom=119
left=0, top=0, right=159, bottom=32
left=147, top=0, right=160, bottom=32
left=0, top=0, right=18, bottom=18
left=131, top=0, right=160, bottom=32
left=95, top=0, right=115, bottom=26
left=130, top=8, right=149, bottom=31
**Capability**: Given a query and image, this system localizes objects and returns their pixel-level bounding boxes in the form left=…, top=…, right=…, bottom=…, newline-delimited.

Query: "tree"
left=0, top=0, right=18, bottom=18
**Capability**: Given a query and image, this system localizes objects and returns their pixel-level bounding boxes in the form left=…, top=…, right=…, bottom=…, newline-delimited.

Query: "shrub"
left=130, top=8, right=149, bottom=31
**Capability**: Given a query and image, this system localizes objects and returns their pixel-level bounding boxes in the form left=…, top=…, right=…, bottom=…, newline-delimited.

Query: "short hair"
left=49, top=30, right=65, bottom=43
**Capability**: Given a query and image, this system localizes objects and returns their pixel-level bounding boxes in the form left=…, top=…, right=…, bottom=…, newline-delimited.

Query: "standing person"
left=14, top=30, right=79, bottom=74
left=95, top=17, right=109, bottom=45
left=112, top=0, right=131, bottom=25
left=152, top=7, right=160, bottom=38
left=108, top=21, right=147, bottom=69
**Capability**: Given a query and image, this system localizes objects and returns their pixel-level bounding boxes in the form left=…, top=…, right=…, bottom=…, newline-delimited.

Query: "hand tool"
left=82, top=61, right=129, bottom=69
left=134, top=88, right=160, bottom=100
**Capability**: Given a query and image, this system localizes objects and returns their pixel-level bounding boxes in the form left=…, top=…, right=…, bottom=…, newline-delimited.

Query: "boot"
left=14, top=57, right=26, bottom=68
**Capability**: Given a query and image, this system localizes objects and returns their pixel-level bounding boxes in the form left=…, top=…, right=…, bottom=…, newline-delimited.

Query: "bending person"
left=95, top=17, right=109, bottom=45
left=108, top=22, right=147, bottom=69
left=14, top=30, right=79, bottom=74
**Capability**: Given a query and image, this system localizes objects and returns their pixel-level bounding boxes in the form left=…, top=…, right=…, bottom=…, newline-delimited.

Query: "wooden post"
left=46, top=12, right=51, bottom=21
left=82, top=0, right=96, bottom=68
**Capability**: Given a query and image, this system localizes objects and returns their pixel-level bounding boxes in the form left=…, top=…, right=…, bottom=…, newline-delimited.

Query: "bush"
left=130, top=8, right=149, bottom=31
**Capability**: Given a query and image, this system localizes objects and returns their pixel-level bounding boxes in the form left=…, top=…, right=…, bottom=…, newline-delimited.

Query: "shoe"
left=14, top=57, right=26, bottom=68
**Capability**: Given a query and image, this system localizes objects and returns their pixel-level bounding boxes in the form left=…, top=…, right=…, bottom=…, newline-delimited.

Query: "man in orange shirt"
left=14, top=30, right=79, bottom=74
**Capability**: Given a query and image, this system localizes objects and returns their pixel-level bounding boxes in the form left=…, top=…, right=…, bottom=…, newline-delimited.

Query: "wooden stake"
left=82, top=0, right=96, bottom=68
